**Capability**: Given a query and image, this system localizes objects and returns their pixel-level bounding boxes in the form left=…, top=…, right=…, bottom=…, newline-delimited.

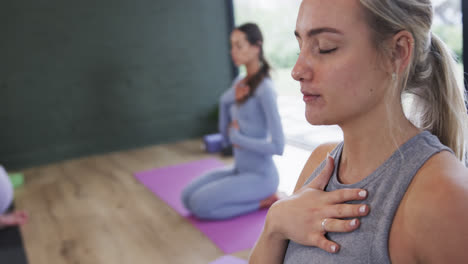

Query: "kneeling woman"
left=181, top=23, right=285, bottom=220
left=0, top=165, right=27, bottom=228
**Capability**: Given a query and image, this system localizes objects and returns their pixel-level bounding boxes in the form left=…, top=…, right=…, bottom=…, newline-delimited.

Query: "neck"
left=245, top=59, right=261, bottom=78
left=337, top=101, right=420, bottom=184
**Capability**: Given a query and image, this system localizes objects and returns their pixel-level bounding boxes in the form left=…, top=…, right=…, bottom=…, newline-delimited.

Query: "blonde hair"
left=360, top=0, right=468, bottom=161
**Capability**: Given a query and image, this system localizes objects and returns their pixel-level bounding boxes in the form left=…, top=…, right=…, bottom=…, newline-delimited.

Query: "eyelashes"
left=319, top=48, right=338, bottom=54
left=296, top=47, right=338, bottom=56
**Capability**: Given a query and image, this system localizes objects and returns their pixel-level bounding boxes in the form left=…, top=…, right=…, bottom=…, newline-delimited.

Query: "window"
left=433, top=0, right=463, bottom=84
left=233, top=0, right=302, bottom=97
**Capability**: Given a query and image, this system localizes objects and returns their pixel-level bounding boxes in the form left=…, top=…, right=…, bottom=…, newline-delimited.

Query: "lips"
left=301, top=89, right=322, bottom=103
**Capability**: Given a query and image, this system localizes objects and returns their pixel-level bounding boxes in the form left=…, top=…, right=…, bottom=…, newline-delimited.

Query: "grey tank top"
left=284, top=131, right=452, bottom=264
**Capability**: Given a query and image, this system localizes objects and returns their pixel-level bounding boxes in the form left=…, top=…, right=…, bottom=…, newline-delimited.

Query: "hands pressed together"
left=235, top=81, right=250, bottom=102
left=229, top=120, right=240, bottom=149
left=265, top=156, right=369, bottom=253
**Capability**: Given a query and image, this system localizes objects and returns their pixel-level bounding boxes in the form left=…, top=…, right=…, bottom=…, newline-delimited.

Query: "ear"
left=390, top=30, right=414, bottom=75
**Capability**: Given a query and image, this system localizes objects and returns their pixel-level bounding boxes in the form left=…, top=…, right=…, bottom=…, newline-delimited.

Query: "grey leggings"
left=181, top=166, right=278, bottom=220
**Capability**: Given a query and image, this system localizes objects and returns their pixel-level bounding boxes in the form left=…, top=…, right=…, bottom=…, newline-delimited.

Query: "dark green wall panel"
left=1, top=0, right=233, bottom=169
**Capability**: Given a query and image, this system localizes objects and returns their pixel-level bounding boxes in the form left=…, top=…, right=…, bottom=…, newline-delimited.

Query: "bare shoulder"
left=293, top=142, right=339, bottom=193
left=402, top=150, right=468, bottom=263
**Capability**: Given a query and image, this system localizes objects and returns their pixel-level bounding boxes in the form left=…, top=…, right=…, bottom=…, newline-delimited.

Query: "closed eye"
left=319, top=48, right=338, bottom=54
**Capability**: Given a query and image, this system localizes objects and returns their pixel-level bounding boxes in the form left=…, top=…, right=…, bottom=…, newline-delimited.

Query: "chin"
left=305, top=115, right=323, bottom=125
left=231, top=58, right=242, bottom=66
left=306, top=119, right=328, bottom=126
left=305, top=112, right=334, bottom=126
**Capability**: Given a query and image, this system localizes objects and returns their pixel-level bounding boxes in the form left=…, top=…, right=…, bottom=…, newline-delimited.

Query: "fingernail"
left=350, top=219, right=357, bottom=226
left=360, top=205, right=366, bottom=213
left=359, top=190, right=367, bottom=197
left=331, top=245, right=337, bottom=252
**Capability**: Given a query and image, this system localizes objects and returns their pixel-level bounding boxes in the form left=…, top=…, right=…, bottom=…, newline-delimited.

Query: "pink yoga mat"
left=134, top=158, right=267, bottom=254
left=209, top=255, right=247, bottom=264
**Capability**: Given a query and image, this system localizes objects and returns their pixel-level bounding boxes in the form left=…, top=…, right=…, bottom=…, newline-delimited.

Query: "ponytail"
left=241, top=49, right=271, bottom=103
left=405, top=33, right=468, bottom=161
left=359, top=0, right=468, bottom=162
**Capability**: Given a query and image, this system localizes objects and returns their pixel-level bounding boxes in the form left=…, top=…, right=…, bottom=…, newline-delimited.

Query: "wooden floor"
left=15, top=139, right=254, bottom=264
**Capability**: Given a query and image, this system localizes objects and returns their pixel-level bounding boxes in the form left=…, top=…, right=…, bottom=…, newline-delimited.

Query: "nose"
left=291, top=51, right=312, bottom=82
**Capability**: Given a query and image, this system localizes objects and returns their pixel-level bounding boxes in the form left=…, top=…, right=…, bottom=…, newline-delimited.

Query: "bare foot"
left=259, top=192, right=287, bottom=209
left=0, top=211, right=28, bottom=228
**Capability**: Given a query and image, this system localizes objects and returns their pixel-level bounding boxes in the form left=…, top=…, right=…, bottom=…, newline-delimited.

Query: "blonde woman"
left=250, top=0, right=468, bottom=263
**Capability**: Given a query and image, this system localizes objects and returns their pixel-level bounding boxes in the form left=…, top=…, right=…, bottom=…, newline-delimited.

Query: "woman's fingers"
left=325, top=203, right=369, bottom=219
left=320, top=218, right=361, bottom=233
left=308, top=155, right=335, bottom=190
left=235, top=85, right=250, bottom=100
left=326, top=188, right=368, bottom=204
left=305, top=234, right=340, bottom=253
left=270, top=155, right=370, bottom=254
left=317, top=236, right=340, bottom=253
left=303, top=218, right=360, bottom=252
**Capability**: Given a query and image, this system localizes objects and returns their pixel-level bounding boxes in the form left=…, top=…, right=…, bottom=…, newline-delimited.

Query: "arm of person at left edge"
left=229, top=80, right=285, bottom=156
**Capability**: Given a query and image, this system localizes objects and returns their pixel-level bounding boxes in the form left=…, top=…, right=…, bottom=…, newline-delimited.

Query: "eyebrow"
left=294, top=27, right=343, bottom=38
